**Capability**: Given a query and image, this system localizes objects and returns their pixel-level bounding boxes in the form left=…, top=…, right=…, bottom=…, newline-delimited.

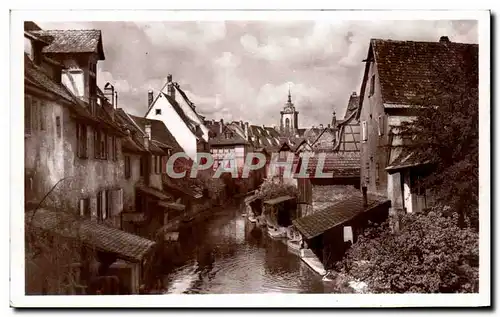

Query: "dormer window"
left=155, top=109, right=162, bottom=115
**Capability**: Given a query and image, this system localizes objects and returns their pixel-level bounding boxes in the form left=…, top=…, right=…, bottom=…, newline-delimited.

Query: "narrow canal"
left=160, top=200, right=339, bottom=294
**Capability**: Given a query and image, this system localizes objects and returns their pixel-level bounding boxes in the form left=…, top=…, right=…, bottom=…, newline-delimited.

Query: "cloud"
left=36, top=20, right=478, bottom=128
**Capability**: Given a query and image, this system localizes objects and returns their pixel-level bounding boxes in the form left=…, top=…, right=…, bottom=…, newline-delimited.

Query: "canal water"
left=160, top=200, right=340, bottom=294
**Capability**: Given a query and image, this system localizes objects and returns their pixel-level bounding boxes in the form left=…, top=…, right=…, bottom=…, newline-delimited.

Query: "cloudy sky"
left=39, top=20, right=477, bottom=127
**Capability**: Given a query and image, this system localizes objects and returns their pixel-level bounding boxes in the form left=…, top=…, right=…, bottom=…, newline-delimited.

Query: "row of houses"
left=244, top=35, right=478, bottom=274
left=23, top=22, right=216, bottom=295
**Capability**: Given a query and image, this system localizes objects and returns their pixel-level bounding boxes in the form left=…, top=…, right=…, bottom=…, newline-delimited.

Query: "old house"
left=208, top=119, right=251, bottom=172
left=145, top=74, right=209, bottom=160
left=293, top=192, right=390, bottom=272
left=358, top=36, right=478, bottom=214
left=334, top=92, right=361, bottom=153
left=113, top=109, right=176, bottom=240
left=26, top=25, right=127, bottom=228
left=24, top=23, right=158, bottom=294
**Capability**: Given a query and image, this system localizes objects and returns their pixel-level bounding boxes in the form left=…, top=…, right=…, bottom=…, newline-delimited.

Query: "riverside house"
left=357, top=36, right=478, bottom=215
left=24, top=23, right=157, bottom=295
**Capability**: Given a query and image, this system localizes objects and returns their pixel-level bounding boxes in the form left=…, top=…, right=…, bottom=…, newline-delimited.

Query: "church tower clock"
left=280, top=86, right=299, bottom=136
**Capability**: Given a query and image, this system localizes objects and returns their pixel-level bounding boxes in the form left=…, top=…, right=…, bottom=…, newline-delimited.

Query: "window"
left=94, top=130, right=108, bottom=159
left=362, top=121, right=367, bottom=142
left=155, top=109, right=161, bottom=115
left=124, top=155, right=131, bottom=179
left=111, top=136, right=118, bottom=161
left=139, top=157, right=144, bottom=177
left=39, top=101, right=45, bottom=131
left=56, top=116, right=61, bottom=138
left=154, top=155, right=159, bottom=174
left=76, top=124, right=88, bottom=159
left=79, top=198, right=90, bottom=218
left=25, top=96, right=32, bottom=135
left=375, top=163, right=380, bottom=186
left=377, top=115, right=384, bottom=136
left=369, top=74, right=375, bottom=97
left=96, top=190, right=107, bottom=222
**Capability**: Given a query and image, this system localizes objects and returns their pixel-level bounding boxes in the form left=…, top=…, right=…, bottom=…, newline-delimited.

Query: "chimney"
left=167, top=74, right=176, bottom=100
left=332, top=111, right=337, bottom=127
left=219, top=119, right=224, bottom=134
left=319, top=124, right=324, bottom=130
left=352, top=91, right=357, bottom=97
left=244, top=122, right=249, bottom=140
left=115, top=91, right=118, bottom=109
left=328, top=123, right=331, bottom=129
left=211, top=119, right=215, bottom=125
left=239, top=120, right=244, bottom=129
left=148, top=90, right=154, bottom=107
left=362, top=186, right=368, bottom=207
left=439, top=36, right=450, bottom=43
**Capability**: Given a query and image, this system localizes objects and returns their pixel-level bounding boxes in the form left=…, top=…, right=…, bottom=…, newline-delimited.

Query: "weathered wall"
left=121, top=153, right=142, bottom=212
left=359, top=61, right=389, bottom=196
left=25, top=93, right=66, bottom=206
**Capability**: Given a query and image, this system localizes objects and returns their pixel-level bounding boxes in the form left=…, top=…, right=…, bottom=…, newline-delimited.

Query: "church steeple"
left=280, top=83, right=299, bottom=136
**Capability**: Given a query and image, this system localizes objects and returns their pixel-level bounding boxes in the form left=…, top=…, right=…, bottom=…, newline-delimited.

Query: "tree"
left=340, top=207, right=479, bottom=293
left=397, top=46, right=479, bottom=228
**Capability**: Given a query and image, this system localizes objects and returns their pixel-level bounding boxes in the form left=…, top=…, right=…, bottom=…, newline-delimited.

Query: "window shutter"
left=378, top=115, right=384, bottom=136
left=79, top=199, right=85, bottom=217
left=362, top=121, right=368, bottom=142
left=94, top=195, right=100, bottom=221
left=32, top=99, right=39, bottom=131
left=39, top=101, right=45, bottom=131
left=94, top=130, right=99, bottom=158
left=90, top=198, right=97, bottom=220
left=25, top=96, right=32, bottom=134
left=102, top=191, right=108, bottom=220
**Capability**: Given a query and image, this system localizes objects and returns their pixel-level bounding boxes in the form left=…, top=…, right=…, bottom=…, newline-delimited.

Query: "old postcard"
left=10, top=9, right=490, bottom=308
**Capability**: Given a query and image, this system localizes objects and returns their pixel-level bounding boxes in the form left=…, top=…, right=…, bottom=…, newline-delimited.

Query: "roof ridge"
left=371, top=37, right=478, bottom=46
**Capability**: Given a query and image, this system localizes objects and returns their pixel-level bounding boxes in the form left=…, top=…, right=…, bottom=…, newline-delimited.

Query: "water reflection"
left=161, top=201, right=333, bottom=294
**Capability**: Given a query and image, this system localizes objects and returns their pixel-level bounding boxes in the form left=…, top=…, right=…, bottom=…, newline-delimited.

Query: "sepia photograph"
left=9, top=8, right=490, bottom=308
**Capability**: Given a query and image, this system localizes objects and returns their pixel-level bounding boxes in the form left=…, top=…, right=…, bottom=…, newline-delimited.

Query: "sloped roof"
left=296, top=152, right=360, bottom=178
left=30, top=29, right=105, bottom=60
left=386, top=147, right=431, bottom=173
left=25, top=54, right=99, bottom=123
left=209, top=126, right=248, bottom=146
left=25, top=54, right=75, bottom=103
left=293, top=194, right=391, bottom=240
left=343, top=92, right=360, bottom=120
left=360, top=38, right=478, bottom=109
left=129, top=114, right=183, bottom=153
left=27, top=208, right=156, bottom=263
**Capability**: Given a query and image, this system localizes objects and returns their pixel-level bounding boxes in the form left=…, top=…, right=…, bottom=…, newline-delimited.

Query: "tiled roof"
left=129, top=114, right=183, bottom=153
left=136, top=184, right=171, bottom=200
left=363, top=38, right=478, bottom=107
left=343, top=92, right=360, bottom=120
left=209, top=125, right=248, bottom=146
left=30, top=29, right=105, bottom=60
left=25, top=54, right=75, bottom=103
left=26, top=208, right=156, bottom=262
left=163, top=177, right=203, bottom=199
left=293, top=194, right=391, bottom=240
left=386, top=148, right=431, bottom=173
left=264, top=195, right=296, bottom=206
left=297, top=152, right=360, bottom=178
left=25, top=54, right=99, bottom=123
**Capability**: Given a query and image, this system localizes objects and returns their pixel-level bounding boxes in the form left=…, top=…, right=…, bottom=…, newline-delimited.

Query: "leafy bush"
left=254, top=177, right=298, bottom=201
left=339, top=206, right=479, bottom=293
